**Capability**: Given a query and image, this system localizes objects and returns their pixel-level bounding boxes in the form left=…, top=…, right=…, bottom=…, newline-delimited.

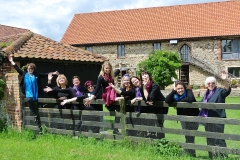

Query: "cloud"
left=0, top=0, right=224, bottom=42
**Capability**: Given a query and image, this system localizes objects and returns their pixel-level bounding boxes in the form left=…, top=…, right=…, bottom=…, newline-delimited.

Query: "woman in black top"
left=140, top=71, right=168, bottom=139
left=165, top=80, right=199, bottom=157
left=111, top=74, right=135, bottom=112
left=44, top=74, right=75, bottom=109
left=61, top=80, right=103, bottom=133
left=85, top=61, right=120, bottom=134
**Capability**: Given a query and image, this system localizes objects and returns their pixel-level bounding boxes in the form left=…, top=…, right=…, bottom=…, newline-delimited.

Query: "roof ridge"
left=0, top=24, right=30, bottom=31
left=74, top=0, right=230, bottom=15
left=3, top=31, right=33, bottom=56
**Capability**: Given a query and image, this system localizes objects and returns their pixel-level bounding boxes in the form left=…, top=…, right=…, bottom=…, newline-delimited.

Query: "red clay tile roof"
left=0, top=24, right=29, bottom=38
left=2, top=31, right=107, bottom=62
left=61, top=1, right=240, bottom=45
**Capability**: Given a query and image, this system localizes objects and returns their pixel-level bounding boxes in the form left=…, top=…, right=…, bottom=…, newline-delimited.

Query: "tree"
left=137, top=50, right=182, bottom=88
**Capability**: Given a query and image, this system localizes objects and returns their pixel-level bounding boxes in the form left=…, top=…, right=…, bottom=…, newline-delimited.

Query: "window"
left=117, top=45, right=125, bottom=58
left=180, top=44, right=190, bottom=62
left=228, top=67, right=240, bottom=77
left=85, top=46, right=92, bottom=52
left=153, top=43, right=161, bottom=50
left=222, top=40, right=240, bottom=60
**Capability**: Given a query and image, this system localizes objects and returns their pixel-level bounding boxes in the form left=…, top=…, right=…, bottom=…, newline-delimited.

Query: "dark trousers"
left=26, top=98, right=38, bottom=117
left=106, top=105, right=120, bottom=132
left=181, top=121, right=199, bottom=157
left=127, top=106, right=165, bottom=139
left=205, top=123, right=227, bottom=159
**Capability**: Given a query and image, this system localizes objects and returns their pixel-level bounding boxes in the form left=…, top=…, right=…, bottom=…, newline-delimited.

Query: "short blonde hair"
left=56, top=74, right=68, bottom=87
left=205, top=76, right=216, bottom=86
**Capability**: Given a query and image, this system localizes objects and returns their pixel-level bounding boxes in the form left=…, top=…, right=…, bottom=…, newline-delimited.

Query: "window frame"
left=117, top=44, right=125, bottom=58
left=153, top=42, right=161, bottom=51
left=228, top=67, right=240, bottom=78
left=85, top=46, right=93, bottom=52
left=222, top=39, right=240, bottom=60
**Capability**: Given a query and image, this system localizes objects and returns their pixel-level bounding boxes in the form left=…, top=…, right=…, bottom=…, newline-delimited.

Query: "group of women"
left=9, top=55, right=230, bottom=158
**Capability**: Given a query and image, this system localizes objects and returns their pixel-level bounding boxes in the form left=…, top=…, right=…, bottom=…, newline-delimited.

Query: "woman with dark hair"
left=138, top=71, right=168, bottom=139
left=165, top=80, right=199, bottom=157
left=140, top=71, right=168, bottom=114
left=8, top=55, right=58, bottom=123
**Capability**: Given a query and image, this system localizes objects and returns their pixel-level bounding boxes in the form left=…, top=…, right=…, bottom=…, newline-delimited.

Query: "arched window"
left=180, top=44, right=190, bottom=62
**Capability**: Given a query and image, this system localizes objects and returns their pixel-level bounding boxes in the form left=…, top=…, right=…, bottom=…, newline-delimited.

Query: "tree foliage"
left=137, top=50, right=182, bottom=88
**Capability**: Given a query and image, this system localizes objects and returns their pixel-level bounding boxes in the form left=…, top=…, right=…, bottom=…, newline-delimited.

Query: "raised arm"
left=8, top=55, right=24, bottom=76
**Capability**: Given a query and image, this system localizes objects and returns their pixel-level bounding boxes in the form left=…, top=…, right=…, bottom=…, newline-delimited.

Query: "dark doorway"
left=179, top=65, right=189, bottom=85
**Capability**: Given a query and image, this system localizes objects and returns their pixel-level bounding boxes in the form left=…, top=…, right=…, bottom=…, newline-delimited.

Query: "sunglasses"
left=87, top=85, right=93, bottom=89
left=207, top=82, right=215, bottom=85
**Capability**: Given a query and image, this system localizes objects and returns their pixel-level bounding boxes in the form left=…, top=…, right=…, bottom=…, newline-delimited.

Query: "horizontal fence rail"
left=23, top=98, right=240, bottom=158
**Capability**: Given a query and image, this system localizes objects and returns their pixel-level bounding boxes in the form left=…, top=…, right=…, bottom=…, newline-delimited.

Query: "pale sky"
left=0, top=0, right=226, bottom=42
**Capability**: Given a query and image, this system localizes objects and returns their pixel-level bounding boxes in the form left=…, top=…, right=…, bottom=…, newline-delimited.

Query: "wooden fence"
left=23, top=98, right=240, bottom=158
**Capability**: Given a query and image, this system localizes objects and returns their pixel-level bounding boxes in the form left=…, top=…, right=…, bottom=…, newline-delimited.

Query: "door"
left=180, top=65, right=189, bottom=85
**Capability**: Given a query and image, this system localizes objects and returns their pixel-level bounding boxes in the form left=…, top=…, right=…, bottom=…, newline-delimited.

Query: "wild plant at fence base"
left=152, top=138, right=182, bottom=157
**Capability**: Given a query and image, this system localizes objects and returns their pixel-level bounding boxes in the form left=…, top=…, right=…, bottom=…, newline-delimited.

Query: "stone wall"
left=80, top=38, right=240, bottom=86
left=3, top=73, right=22, bottom=130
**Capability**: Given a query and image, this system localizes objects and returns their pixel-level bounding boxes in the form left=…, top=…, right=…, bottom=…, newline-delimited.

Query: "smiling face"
left=176, top=84, right=185, bottom=95
left=104, top=65, right=111, bottom=75
left=87, top=85, right=94, bottom=92
left=56, top=74, right=68, bottom=87
left=205, top=77, right=216, bottom=91
left=141, top=73, right=150, bottom=84
left=73, top=78, right=80, bottom=86
left=131, top=77, right=141, bottom=87
left=122, top=76, right=130, bottom=88
left=207, top=81, right=216, bottom=91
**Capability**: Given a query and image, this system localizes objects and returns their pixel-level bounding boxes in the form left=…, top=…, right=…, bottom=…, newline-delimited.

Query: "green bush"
left=231, top=79, right=237, bottom=86
left=137, top=50, right=182, bottom=88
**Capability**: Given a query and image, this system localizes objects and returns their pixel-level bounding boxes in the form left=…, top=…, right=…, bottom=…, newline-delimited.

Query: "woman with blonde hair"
left=44, top=74, right=75, bottom=109
left=85, top=61, right=121, bottom=134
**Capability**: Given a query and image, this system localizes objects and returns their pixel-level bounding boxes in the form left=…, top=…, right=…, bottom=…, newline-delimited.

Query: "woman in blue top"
left=8, top=55, right=58, bottom=123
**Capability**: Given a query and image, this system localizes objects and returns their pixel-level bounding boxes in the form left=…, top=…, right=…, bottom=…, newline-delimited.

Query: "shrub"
left=152, top=138, right=182, bottom=156
left=137, top=50, right=182, bottom=88
left=231, top=79, right=237, bottom=86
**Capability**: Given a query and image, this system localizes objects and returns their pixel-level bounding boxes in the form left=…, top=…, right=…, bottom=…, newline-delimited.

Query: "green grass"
left=165, top=97, right=240, bottom=159
left=1, top=97, right=240, bottom=159
left=0, top=129, right=189, bottom=160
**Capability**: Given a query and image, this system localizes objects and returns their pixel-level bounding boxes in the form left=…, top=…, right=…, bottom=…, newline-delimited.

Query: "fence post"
left=119, top=99, right=127, bottom=138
